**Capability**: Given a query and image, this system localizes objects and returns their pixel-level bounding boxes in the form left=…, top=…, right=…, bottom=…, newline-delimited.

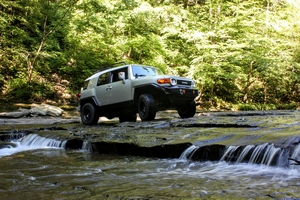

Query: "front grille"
left=177, top=80, right=192, bottom=86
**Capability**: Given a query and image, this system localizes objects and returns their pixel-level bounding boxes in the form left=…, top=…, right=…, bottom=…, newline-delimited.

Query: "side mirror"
left=118, top=72, right=125, bottom=84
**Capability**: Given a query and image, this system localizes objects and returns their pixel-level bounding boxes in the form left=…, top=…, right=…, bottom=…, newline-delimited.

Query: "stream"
left=0, top=134, right=299, bottom=199
left=0, top=110, right=300, bottom=199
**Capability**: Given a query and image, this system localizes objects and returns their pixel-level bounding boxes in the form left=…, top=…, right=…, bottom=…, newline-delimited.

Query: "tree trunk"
left=243, top=61, right=255, bottom=103
left=183, top=0, right=188, bottom=9
left=27, top=0, right=77, bottom=82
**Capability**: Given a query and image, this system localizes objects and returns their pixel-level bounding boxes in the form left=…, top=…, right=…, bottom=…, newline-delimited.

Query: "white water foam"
left=0, top=134, right=66, bottom=158
left=166, top=160, right=300, bottom=182
left=137, top=158, right=300, bottom=186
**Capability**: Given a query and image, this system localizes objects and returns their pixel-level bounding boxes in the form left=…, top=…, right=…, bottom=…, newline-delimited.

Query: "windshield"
left=132, top=66, right=164, bottom=78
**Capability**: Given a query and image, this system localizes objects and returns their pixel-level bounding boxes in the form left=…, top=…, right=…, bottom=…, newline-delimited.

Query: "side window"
left=111, top=67, right=128, bottom=82
left=97, top=72, right=109, bottom=86
left=82, top=80, right=89, bottom=90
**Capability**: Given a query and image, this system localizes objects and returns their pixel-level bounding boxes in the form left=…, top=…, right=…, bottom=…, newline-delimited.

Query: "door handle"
left=106, top=86, right=112, bottom=90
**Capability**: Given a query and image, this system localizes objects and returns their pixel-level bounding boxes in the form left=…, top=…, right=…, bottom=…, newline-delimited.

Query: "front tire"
left=81, top=103, right=99, bottom=125
left=138, top=94, right=156, bottom=121
left=178, top=101, right=196, bottom=118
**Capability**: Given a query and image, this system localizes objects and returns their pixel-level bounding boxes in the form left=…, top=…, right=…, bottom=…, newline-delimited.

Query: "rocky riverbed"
left=1, top=107, right=300, bottom=199
left=1, top=106, right=300, bottom=162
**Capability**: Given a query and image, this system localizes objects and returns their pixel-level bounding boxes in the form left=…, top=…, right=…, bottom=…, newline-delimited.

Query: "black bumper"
left=157, top=85, right=199, bottom=108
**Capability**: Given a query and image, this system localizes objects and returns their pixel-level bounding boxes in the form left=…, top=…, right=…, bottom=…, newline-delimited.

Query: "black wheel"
left=119, top=113, right=137, bottom=123
left=81, top=103, right=99, bottom=125
left=178, top=101, right=196, bottom=118
left=138, top=94, right=156, bottom=121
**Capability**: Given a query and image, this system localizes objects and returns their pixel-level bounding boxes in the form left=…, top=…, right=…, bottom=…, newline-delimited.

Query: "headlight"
left=170, top=78, right=177, bottom=86
left=157, top=78, right=177, bottom=85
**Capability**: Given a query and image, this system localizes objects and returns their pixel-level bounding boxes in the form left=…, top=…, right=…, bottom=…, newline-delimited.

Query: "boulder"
left=30, top=104, right=63, bottom=117
left=0, top=104, right=63, bottom=118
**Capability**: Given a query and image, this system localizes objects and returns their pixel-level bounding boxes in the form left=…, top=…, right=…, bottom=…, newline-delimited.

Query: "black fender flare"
left=133, top=83, right=166, bottom=103
left=79, top=96, right=100, bottom=111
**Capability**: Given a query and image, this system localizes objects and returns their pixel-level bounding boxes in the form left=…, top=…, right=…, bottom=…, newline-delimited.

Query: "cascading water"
left=0, top=136, right=299, bottom=199
left=0, top=134, right=67, bottom=158
left=81, top=140, right=92, bottom=152
left=291, top=143, right=300, bottom=161
left=179, top=144, right=199, bottom=160
left=20, top=134, right=67, bottom=148
left=180, top=143, right=300, bottom=169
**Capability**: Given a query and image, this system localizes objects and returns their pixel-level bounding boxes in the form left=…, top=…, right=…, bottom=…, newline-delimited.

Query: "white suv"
left=78, top=63, right=199, bottom=125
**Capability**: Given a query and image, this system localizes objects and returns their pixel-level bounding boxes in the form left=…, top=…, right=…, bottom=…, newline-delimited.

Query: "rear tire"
left=138, top=94, right=156, bottom=121
left=178, top=101, right=196, bottom=118
left=81, top=103, right=99, bottom=125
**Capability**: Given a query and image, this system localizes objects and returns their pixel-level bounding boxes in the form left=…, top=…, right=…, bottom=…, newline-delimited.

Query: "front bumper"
left=159, top=86, right=199, bottom=108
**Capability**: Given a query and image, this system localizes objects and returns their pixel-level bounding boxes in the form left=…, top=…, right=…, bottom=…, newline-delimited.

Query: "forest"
left=0, top=0, right=299, bottom=110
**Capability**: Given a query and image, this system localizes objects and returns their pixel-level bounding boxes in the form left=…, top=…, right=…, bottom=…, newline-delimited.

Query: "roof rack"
left=93, top=62, right=128, bottom=74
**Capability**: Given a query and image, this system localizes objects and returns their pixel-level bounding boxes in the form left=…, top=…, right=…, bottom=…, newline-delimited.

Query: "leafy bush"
left=6, top=78, right=55, bottom=101
left=237, top=103, right=297, bottom=111
left=276, top=103, right=298, bottom=110
left=237, top=104, right=260, bottom=111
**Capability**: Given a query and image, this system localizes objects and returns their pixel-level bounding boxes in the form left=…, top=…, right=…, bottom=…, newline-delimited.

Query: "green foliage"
left=237, top=103, right=277, bottom=111
left=237, top=103, right=297, bottom=111
left=0, top=0, right=299, bottom=109
left=6, top=77, right=55, bottom=101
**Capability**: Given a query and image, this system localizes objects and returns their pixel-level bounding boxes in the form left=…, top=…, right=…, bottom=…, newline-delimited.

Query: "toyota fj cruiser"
left=78, top=62, right=199, bottom=125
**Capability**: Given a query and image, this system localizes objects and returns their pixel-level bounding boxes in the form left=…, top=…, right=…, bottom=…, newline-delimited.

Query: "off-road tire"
left=178, top=101, right=196, bottom=118
left=81, top=103, right=99, bottom=125
left=138, top=94, right=156, bottom=121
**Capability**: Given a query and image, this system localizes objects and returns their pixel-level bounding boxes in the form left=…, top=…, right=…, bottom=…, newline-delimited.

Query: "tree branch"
left=28, top=0, right=78, bottom=82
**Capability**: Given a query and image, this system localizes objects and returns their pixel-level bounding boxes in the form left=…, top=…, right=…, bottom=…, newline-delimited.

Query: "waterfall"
left=180, top=142, right=300, bottom=168
left=289, top=143, right=300, bottom=167
left=82, top=140, right=92, bottom=152
left=291, top=143, right=300, bottom=160
left=248, top=143, right=269, bottom=164
left=20, top=134, right=67, bottom=148
left=179, top=145, right=199, bottom=160
left=0, top=134, right=67, bottom=158
left=220, top=146, right=240, bottom=161
left=220, top=143, right=290, bottom=167
left=235, top=145, right=255, bottom=163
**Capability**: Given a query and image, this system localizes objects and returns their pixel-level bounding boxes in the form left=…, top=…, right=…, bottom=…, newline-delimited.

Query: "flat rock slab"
left=0, top=116, right=80, bottom=125
left=0, top=103, right=64, bottom=118
left=0, top=110, right=299, bottom=149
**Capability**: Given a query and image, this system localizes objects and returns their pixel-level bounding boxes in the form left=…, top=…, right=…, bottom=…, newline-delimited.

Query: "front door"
left=95, top=67, right=131, bottom=106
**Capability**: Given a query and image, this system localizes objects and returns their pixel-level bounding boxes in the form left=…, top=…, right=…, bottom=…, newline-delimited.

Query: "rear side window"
left=82, top=80, right=89, bottom=90
left=97, top=72, right=110, bottom=86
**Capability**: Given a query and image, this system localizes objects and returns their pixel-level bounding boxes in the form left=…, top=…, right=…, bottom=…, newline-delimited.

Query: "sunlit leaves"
left=1, top=0, right=300, bottom=105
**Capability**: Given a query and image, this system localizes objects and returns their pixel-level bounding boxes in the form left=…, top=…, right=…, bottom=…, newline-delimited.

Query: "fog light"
left=179, top=89, right=186, bottom=95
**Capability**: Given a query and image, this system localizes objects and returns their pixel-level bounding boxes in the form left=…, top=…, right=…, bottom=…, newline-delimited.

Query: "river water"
left=0, top=134, right=300, bottom=199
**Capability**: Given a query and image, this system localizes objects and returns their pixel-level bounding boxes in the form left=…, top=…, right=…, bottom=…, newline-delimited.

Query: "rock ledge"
left=0, top=103, right=63, bottom=118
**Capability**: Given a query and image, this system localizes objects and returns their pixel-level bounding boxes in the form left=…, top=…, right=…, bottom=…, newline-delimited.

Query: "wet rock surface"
left=0, top=109, right=299, bottom=160
left=0, top=103, right=64, bottom=118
